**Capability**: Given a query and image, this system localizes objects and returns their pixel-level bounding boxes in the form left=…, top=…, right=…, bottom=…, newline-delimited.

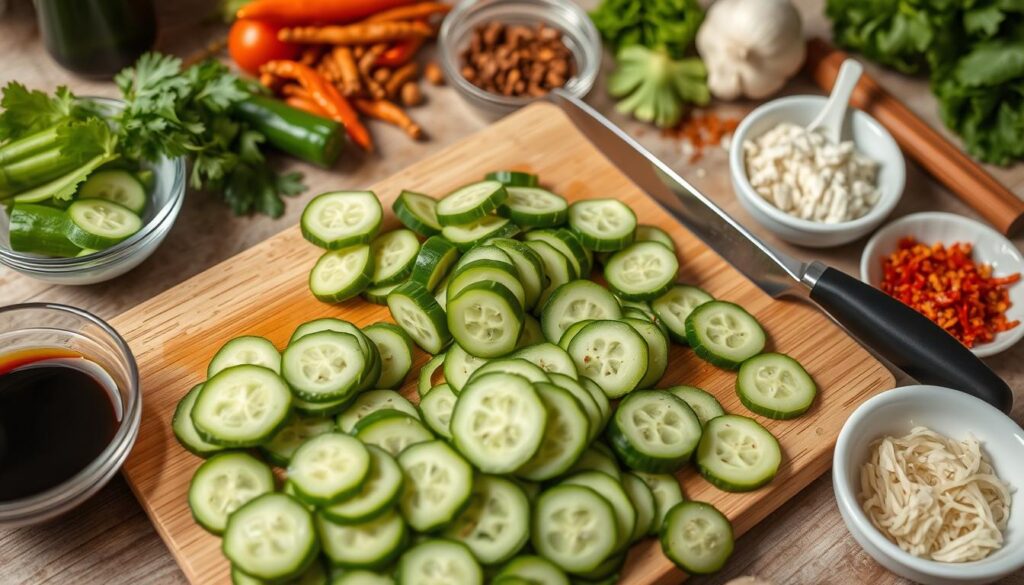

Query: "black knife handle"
left=809, top=266, right=1013, bottom=413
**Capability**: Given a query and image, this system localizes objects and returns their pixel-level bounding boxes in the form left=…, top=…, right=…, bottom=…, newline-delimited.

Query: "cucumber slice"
left=410, top=235, right=460, bottom=292
left=191, top=365, right=292, bottom=447
left=292, top=393, right=355, bottom=417
left=418, top=382, right=456, bottom=439
left=309, top=245, right=374, bottom=302
left=288, top=432, right=371, bottom=505
left=283, top=331, right=365, bottom=402
left=604, top=241, right=678, bottom=301
left=435, top=273, right=450, bottom=310
left=485, top=170, right=539, bottom=187
left=417, top=353, right=446, bottom=397
left=453, top=244, right=515, bottom=273
left=547, top=372, right=603, bottom=442
left=451, top=373, right=546, bottom=473
left=568, top=199, right=637, bottom=252
left=393, top=190, right=441, bottom=237
left=524, top=229, right=588, bottom=277
left=354, top=410, right=434, bottom=457
left=172, top=384, right=223, bottom=457
left=608, top=390, right=702, bottom=473
left=572, top=551, right=625, bottom=581
left=442, top=215, right=520, bottom=251
left=515, top=383, right=589, bottom=481
left=660, top=501, right=734, bottom=575
left=488, top=238, right=545, bottom=310
left=651, top=285, right=715, bottom=344
left=467, top=357, right=550, bottom=385
left=437, top=180, right=508, bottom=226
left=442, top=343, right=487, bottom=392
left=518, top=314, right=545, bottom=348
left=289, top=319, right=380, bottom=393
left=78, top=169, right=147, bottom=214
left=321, top=445, right=404, bottom=525
left=318, top=509, right=407, bottom=570
left=696, top=415, right=781, bottom=492
left=496, top=555, right=569, bottom=585
left=332, top=570, right=395, bottom=585
left=387, top=281, right=451, bottom=354
left=523, top=240, right=576, bottom=310
left=7, top=203, right=80, bottom=257
left=530, top=485, right=617, bottom=574
left=363, top=323, right=414, bottom=389
left=557, top=320, right=592, bottom=351
left=635, top=224, right=675, bottom=251
left=622, top=472, right=657, bottom=542
left=579, top=377, right=611, bottom=431
left=667, top=386, right=725, bottom=427
left=370, top=229, right=420, bottom=286
left=567, top=320, right=648, bottom=398
left=398, top=539, right=482, bottom=585
left=511, top=342, right=577, bottom=379
left=568, top=444, right=621, bottom=480
left=561, top=471, right=636, bottom=552
left=447, top=260, right=526, bottom=309
left=500, top=187, right=569, bottom=228
left=302, top=191, right=382, bottom=249
left=362, top=281, right=403, bottom=305
left=223, top=493, right=318, bottom=582
left=685, top=301, right=766, bottom=370
left=66, top=199, right=142, bottom=249
left=541, top=280, right=621, bottom=343
left=336, top=389, right=420, bottom=433
left=736, top=353, right=817, bottom=419
left=443, top=475, right=530, bottom=564
left=261, top=414, right=336, bottom=466
left=448, top=281, right=524, bottom=358
left=631, top=472, right=684, bottom=533
left=208, top=335, right=281, bottom=378
left=623, top=318, right=668, bottom=389
left=399, top=441, right=474, bottom=532
left=188, top=452, right=274, bottom=534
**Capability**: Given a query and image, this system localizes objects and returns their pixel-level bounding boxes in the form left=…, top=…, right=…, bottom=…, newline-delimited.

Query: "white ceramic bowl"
left=861, top=212, right=1024, bottom=357
left=729, top=95, right=905, bottom=248
left=833, top=385, right=1024, bottom=585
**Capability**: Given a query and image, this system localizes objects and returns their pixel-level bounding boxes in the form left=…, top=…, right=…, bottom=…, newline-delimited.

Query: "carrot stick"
left=262, top=60, right=373, bottom=151
left=359, top=44, right=389, bottom=99
left=281, top=84, right=312, bottom=99
left=279, top=21, right=433, bottom=45
left=237, top=0, right=416, bottom=26
left=366, top=2, right=452, bottom=22
left=285, top=96, right=330, bottom=118
left=354, top=98, right=423, bottom=140
left=385, top=62, right=418, bottom=99
left=332, top=46, right=362, bottom=96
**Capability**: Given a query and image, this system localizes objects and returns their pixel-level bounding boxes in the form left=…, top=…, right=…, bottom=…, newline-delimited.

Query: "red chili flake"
left=879, top=237, right=1020, bottom=348
left=662, top=110, right=740, bottom=163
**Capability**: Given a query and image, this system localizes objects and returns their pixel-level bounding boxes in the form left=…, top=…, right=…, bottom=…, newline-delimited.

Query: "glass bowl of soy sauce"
left=0, top=303, right=140, bottom=527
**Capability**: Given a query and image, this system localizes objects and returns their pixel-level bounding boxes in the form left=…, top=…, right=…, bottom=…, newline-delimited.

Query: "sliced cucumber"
left=223, top=493, right=318, bottom=582
left=283, top=331, right=365, bottom=402
left=448, top=281, right=524, bottom=358
left=608, top=390, right=702, bottom=473
left=518, top=314, right=545, bottom=348
left=667, top=386, right=725, bottom=427
left=515, top=383, right=589, bottom=481
left=736, top=352, right=817, bottom=419
left=336, top=389, right=420, bottom=433
left=7, top=203, right=80, bottom=257
left=66, top=199, right=142, bottom=249
left=651, top=285, right=714, bottom=344
left=331, top=570, right=395, bottom=585
left=443, top=475, right=531, bottom=565
left=541, top=280, right=621, bottom=343
left=418, top=383, right=456, bottom=440
left=453, top=244, right=515, bottom=273
left=524, top=240, right=576, bottom=310
left=261, top=414, right=336, bottom=466
left=631, top=472, right=684, bottom=533
left=288, top=320, right=379, bottom=393
left=524, top=229, right=588, bottom=277
left=696, top=415, right=781, bottom=492
left=437, top=180, right=508, bottom=226
left=370, top=229, right=420, bottom=286
left=387, top=281, right=451, bottom=354
left=172, top=384, right=223, bottom=457
left=660, top=500, right=734, bottom=575
left=78, top=169, right=147, bottom=214
left=485, top=170, right=539, bottom=187
left=447, top=260, right=526, bottom=309
left=409, top=235, right=459, bottom=292
left=579, top=378, right=611, bottom=432
left=289, top=317, right=355, bottom=344
left=530, top=485, right=617, bottom=574
left=354, top=410, right=434, bottom=457
left=500, top=187, right=568, bottom=228
left=398, top=440, right=474, bottom=532
left=318, top=509, right=407, bottom=569
left=302, top=191, right=382, bottom=249
left=635, top=224, right=675, bottom=251
left=561, top=471, right=636, bottom=552
left=188, top=452, right=274, bottom=534
left=192, top=365, right=292, bottom=447
left=547, top=372, right=603, bottom=442
left=309, top=245, right=374, bottom=302
left=292, top=393, right=355, bottom=417
left=466, top=357, right=550, bottom=385
left=686, top=301, right=766, bottom=370
left=451, top=373, right=546, bottom=473
left=393, top=190, right=441, bottom=237
left=363, top=323, right=414, bottom=389
left=511, top=342, right=578, bottom=379
left=442, top=343, right=487, bottom=392
left=208, top=335, right=281, bottom=378
left=567, top=320, right=648, bottom=398
left=604, top=241, right=678, bottom=301
left=622, top=471, right=657, bottom=542
left=623, top=317, right=668, bottom=389
left=557, top=320, right=592, bottom=351
left=288, top=432, right=371, bottom=505
left=321, top=445, right=404, bottom=525
left=417, top=353, right=446, bottom=398
left=496, top=555, right=569, bottom=585
left=568, top=199, right=637, bottom=252
left=488, top=238, right=545, bottom=310
left=442, top=215, right=520, bottom=251
left=363, top=281, right=403, bottom=305
left=568, top=445, right=621, bottom=480
left=397, top=539, right=482, bottom=585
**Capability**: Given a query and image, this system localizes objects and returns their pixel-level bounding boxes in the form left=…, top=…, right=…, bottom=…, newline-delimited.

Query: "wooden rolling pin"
left=806, top=38, right=1024, bottom=236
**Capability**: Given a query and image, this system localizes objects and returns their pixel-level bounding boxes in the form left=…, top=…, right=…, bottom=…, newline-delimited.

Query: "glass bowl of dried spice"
left=438, top=0, right=601, bottom=118
left=861, top=212, right=1024, bottom=357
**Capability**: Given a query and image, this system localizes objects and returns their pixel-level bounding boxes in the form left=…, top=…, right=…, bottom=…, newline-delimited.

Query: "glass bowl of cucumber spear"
left=0, top=97, right=185, bottom=285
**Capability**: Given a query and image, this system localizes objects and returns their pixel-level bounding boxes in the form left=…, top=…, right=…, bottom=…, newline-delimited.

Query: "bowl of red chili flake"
left=862, top=212, right=1024, bottom=357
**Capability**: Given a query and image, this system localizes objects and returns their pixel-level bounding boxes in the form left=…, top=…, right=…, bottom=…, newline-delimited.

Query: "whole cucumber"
left=233, top=96, right=344, bottom=168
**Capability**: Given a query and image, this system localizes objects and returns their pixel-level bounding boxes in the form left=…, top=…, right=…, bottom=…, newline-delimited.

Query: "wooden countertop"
left=1, top=0, right=1022, bottom=583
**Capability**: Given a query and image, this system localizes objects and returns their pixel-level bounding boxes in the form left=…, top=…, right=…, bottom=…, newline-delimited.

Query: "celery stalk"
left=0, top=125, right=64, bottom=166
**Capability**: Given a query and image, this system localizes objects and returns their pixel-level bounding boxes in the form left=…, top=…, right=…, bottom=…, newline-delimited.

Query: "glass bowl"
left=438, top=0, right=602, bottom=119
left=0, top=97, right=185, bottom=285
left=0, top=303, right=141, bottom=528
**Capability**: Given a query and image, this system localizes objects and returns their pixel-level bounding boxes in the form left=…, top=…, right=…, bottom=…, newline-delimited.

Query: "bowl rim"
left=859, top=211, right=1024, bottom=358
left=833, top=385, right=1024, bottom=580
left=729, top=94, right=905, bottom=234
left=0, top=96, right=186, bottom=273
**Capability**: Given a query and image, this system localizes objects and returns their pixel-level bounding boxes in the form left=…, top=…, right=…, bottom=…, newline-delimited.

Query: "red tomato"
left=228, top=19, right=299, bottom=76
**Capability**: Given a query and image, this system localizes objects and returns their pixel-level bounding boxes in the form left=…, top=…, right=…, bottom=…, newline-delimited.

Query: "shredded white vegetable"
left=859, top=426, right=1011, bottom=562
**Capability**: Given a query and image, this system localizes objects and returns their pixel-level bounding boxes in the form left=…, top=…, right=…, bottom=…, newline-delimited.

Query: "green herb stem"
left=0, top=145, right=81, bottom=193
left=0, top=124, right=64, bottom=166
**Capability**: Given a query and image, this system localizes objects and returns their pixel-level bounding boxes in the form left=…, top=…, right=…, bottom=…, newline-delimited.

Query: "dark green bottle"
left=35, top=0, right=156, bottom=77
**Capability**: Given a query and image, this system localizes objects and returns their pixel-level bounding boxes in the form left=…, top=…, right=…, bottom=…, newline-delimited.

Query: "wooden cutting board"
left=111, top=102, right=894, bottom=585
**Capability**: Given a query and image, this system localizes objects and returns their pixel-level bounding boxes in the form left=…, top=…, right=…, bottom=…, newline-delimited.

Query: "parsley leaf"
left=0, top=82, right=76, bottom=141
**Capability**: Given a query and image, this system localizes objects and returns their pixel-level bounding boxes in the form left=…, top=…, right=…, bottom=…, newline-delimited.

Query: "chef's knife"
left=548, top=90, right=1013, bottom=413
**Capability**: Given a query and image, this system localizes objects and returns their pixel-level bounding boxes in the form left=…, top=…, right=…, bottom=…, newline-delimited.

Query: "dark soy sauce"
left=0, top=349, right=120, bottom=502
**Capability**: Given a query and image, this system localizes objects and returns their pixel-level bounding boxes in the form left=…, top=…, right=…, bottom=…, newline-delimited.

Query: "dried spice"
left=662, top=111, right=739, bottom=163
left=880, top=237, right=1020, bottom=348
left=459, top=22, right=575, bottom=98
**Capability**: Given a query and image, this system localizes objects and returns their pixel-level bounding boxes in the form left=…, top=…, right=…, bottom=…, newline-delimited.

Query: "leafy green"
left=826, top=0, right=1024, bottom=164
left=590, top=0, right=704, bottom=58
left=0, top=82, right=76, bottom=141
left=13, top=119, right=117, bottom=203
left=609, top=46, right=709, bottom=128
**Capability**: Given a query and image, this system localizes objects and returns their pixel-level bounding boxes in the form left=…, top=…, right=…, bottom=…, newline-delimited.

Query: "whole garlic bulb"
left=696, top=0, right=806, bottom=100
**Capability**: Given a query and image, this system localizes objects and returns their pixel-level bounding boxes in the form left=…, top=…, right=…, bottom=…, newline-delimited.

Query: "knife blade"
left=547, top=90, right=1013, bottom=413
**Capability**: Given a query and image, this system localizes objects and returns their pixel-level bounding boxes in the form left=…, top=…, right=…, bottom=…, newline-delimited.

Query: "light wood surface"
left=2, top=0, right=1023, bottom=584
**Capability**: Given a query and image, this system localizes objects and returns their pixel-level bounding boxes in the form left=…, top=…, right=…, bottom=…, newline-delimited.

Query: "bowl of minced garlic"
left=833, top=385, right=1023, bottom=585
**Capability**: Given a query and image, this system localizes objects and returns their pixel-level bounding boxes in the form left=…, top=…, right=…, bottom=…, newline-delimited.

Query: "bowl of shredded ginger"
left=833, top=386, right=1023, bottom=585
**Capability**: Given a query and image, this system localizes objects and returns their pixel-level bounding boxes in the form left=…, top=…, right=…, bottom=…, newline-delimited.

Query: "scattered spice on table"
left=880, top=237, right=1020, bottom=348
left=459, top=21, right=575, bottom=98
left=662, top=110, right=740, bottom=163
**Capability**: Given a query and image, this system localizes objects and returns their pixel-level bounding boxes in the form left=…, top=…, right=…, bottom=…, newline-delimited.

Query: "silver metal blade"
left=547, top=90, right=809, bottom=298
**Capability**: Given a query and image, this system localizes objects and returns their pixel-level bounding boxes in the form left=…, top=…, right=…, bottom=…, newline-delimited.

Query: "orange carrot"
left=355, top=98, right=423, bottom=140
left=366, top=2, right=452, bottom=22
left=285, top=96, right=329, bottom=117
left=279, top=21, right=433, bottom=45
left=332, top=46, right=362, bottom=96
left=384, top=62, right=418, bottom=99
left=237, top=0, right=416, bottom=26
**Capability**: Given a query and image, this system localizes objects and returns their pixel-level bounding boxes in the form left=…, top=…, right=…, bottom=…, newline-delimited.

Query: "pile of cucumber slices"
left=172, top=170, right=819, bottom=585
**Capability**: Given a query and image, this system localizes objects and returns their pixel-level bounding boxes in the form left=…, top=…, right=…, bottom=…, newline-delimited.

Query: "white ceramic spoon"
left=807, top=58, right=863, bottom=144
